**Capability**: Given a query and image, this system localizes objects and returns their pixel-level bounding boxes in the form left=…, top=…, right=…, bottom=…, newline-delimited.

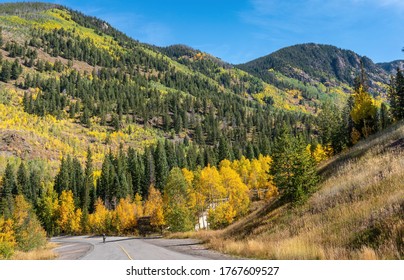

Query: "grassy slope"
left=196, top=122, right=404, bottom=259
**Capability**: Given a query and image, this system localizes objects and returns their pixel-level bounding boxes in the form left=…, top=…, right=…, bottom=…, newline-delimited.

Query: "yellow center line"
left=117, top=244, right=133, bottom=260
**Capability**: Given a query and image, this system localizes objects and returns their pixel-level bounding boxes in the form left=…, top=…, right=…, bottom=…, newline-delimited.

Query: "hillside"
left=0, top=2, right=292, bottom=168
left=238, top=43, right=389, bottom=99
left=378, top=60, right=404, bottom=75
left=200, top=121, right=404, bottom=259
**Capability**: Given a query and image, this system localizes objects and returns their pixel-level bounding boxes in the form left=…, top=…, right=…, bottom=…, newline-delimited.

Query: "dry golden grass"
left=204, top=122, right=404, bottom=260
left=12, top=243, right=58, bottom=260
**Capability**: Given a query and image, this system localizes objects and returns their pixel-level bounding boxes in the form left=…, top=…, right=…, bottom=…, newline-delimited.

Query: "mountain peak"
left=238, top=43, right=388, bottom=94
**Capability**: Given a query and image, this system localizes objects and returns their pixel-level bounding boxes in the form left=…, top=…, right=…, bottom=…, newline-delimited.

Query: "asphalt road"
left=52, top=236, right=233, bottom=260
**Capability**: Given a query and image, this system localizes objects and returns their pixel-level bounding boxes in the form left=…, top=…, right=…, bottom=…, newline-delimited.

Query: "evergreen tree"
left=165, top=139, right=177, bottom=170
left=97, top=154, right=112, bottom=206
left=143, top=147, right=155, bottom=197
left=54, top=156, right=70, bottom=194
left=0, top=163, right=16, bottom=217
left=115, top=144, right=132, bottom=200
left=218, top=137, right=232, bottom=162
left=71, top=156, right=84, bottom=205
left=271, top=126, right=318, bottom=204
left=11, top=59, right=22, bottom=80
left=81, top=106, right=91, bottom=127
left=16, top=162, right=29, bottom=199
left=128, top=147, right=142, bottom=196
left=83, top=147, right=94, bottom=215
left=0, top=60, right=11, bottom=82
left=154, top=141, right=169, bottom=192
left=379, top=103, right=391, bottom=130
left=389, top=68, right=404, bottom=120
left=0, top=27, right=3, bottom=47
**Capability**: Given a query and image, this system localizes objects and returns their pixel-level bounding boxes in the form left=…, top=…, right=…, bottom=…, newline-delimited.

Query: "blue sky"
left=1, top=0, right=403, bottom=64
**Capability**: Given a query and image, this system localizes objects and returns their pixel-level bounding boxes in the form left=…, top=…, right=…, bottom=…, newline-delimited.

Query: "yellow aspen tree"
left=56, top=190, right=76, bottom=234
left=207, top=202, right=236, bottom=229
left=185, top=168, right=206, bottom=229
left=231, top=156, right=251, bottom=185
left=312, top=144, right=328, bottom=163
left=219, top=166, right=249, bottom=218
left=0, top=217, right=16, bottom=259
left=143, top=185, right=165, bottom=229
left=350, top=85, right=377, bottom=138
left=219, top=159, right=231, bottom=169
left=88, top=198, right=110, bottom=234
left=12, top=195, right=47, bottom=251
left=134, top=193, right=143, bottom=218
left=113, top=197, right=138, bottom=234
left=71, top=208, right=82, bottom=235
left=199, top=165, right=226, bottom=205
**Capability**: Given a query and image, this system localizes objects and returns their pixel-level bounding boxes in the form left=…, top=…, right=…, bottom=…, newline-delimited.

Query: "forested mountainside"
left=378, top=60, right=404, bottom=75
left=0, top=2, right=403, bottom=260
left=238, top=43, right=390, bottom=98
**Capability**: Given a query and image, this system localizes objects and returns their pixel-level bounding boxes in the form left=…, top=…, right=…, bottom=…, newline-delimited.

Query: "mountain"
left=238, top=43, right=389, bottom=96
left=377, top=60, right=404, bottom=76
left=0, top=2, right=284, bottom=167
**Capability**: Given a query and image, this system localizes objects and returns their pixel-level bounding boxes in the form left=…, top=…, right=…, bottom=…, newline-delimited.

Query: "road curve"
left=52, top=236, right=232, bottom=260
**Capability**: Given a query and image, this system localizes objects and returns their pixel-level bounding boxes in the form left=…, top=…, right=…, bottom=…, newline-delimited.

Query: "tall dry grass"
left=204, top=122, right=404, bottom=259
left=12, top=243, right=58, bottom=260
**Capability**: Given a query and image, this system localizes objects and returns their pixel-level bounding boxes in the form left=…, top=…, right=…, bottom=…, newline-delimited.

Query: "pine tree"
left=389, top=68, right=404, bottom=120
left=98, top=152, right=116, bottom=209
left=16, top=162, right=29, bottom=200
left=128, top=147, right=144, bottom=196
left=29, top=169, right=41, bottom=205
left=218, top=137, right=232, bottom=162
left=0, top=60, right=11, bottom=82
left=115, top=144, right=132, bottom=200
left=0, top=27, right=3, bottom=47
left=379, top=103, right=391, bottom=130
left=271, top=126, right=318, bottom=204
left=154, top=141, right=169, bottom=191
left=83, top=147, right=93, bottom=216
left=143, top=147, right=155, bottom=197
left=11, top=59, right=22, bottom=80
left=54, top=156, right=70, bottom=194
left=0, top=163, right=16, bottom=217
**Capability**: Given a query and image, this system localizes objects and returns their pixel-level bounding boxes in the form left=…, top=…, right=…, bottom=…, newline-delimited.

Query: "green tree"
left=11, top=59, right=22, bottom=80
left=0, top=163, right=16, bottom=218
left=16, top=162, right=29, bottom=200
left=37, top=189, right=59, bottom=236
left=163, top=168, right=194, bottom=232
left=0, top=60, right=11, bottom=82
left=81, top=147, right=93, bottom=229
left=271, top=126, right=318, bottom=204
left=389, top=68, right=404, bottom=120
left=0, top=27, right=3, bottom=47
left=143, top=147, right=155, bottom=196
left=154, top=141, right=169, bottom=191
left=218, top=137, right=232, bottom=162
